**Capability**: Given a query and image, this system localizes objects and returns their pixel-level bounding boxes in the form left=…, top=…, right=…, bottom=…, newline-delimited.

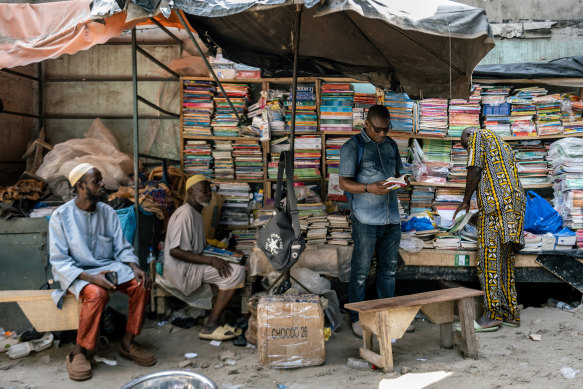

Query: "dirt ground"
left=1, top=304, right=582, bottom=389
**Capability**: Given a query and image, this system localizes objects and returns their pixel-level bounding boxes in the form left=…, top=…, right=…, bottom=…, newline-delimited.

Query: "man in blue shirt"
left=339, top=105, right=406, bottom=338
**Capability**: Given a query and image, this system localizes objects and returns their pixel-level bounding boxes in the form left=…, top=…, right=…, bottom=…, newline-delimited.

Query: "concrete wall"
left=0, top=65, right=37, bottom=185
left=458, top=0, right=583, bottom=64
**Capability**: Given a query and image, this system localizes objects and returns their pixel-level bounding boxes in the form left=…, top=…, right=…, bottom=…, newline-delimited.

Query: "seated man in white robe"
left=164, top=175, right=245, bottom=340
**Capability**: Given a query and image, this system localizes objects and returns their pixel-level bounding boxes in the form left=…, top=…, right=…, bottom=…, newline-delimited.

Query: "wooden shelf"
left=410, top=181, right=552, bottom=189
left=182, top=77, right=263, bottom=83
left=323, top=131, right=361, bottom=135
left=210, top=179, right=264, bottom=183
left=389, top=133, right=583, bottom=141
left=267, top=178, right=323, bottom=182
left=183, top=135, right=261, bottom=141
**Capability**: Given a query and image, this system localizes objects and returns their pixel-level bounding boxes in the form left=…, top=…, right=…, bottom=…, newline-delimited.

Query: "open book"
left=382, top=174, right=410, bottom=190
left=448, top=212, right=475, bottom=233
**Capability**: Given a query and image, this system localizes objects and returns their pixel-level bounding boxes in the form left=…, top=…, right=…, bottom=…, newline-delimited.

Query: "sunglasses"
left=370, top=122, right=393, bottom=134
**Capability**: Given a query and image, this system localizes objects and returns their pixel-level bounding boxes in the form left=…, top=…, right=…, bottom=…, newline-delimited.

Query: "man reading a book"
left=339, top=105, right=411, bottom=338
left=164, top=175, right=245, bottom=340
left=453, top=127, right=526, bottom=331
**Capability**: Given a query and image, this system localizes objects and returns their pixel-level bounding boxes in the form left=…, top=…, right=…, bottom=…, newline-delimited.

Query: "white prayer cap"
left=68, top=163, right=96, bottom=186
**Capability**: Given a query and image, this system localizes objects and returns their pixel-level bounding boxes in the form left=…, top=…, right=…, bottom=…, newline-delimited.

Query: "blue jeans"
left=348, top=216, right=401, bottom=322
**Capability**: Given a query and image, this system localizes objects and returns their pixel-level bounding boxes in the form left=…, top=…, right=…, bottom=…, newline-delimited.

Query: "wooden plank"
left=0, top=290, right=54, bottom=303
left=345, top=287, right=484, bottom=313
left=399, top=250, right=547, bottom=268
left=382, top=307, right=419, bottom=340
left=535, top=254, right=583, bottom=293
left=410, top=181, right=551, bottom=189
left=363, top=328, right=373, bottom=351
left=378, top=311, right=394, bottom=372
left=17, top=296, right=80, bottom=332
left=440, top=323, right=454, bottom=349
left=359, top=311, right=378, bottom=334
left=420, top=301, right=454, bottom=324
left=457, top=297, right=478, bottom=359
left=359, top=347, right=384, bottom=368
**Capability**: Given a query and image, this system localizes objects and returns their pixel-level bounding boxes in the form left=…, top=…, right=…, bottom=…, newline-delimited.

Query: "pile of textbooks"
left=284, top=85, right=318, bottom=133
left=212, top=141, right=234, bottom=179
left=417, top=98, right=448, bottom=136
left=217, top=183, right=251, bottom=226
left=182, top=80, right=215, bottom=137
left=183, top=140, right=213, bottom=178
left=320, top=83, right=354, bottom=132
left=384, top=92, right=417, bottom=134
left=294, top=136, right=322, bottom=179
left=212, top=83, right=250, bottom=136
left=232, top=140, right=263, bottom=180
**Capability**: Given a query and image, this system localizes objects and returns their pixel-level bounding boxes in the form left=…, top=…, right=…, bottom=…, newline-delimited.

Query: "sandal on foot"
left=199, top=325, right=238, bottom=341
left=118, top=343, right=156, bottom=366
left=501, top=319, right=520, bottom=327
left=474, top=320, right=500, bottom=332
left=223, top=324, right=243, bottom=336
left=67, top=351, right=92, bottom=381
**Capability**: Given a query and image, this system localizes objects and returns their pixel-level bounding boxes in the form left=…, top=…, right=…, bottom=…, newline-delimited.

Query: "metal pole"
left=37, top=63, right=44, bottom=133
left=132, top=28, right=141, bottom=261
left=175, top=11, right=243, bottom=124
left=289, top=4, right=302, bottom=160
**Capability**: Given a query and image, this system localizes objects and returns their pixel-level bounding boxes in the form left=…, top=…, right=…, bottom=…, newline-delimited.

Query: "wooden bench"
left=345, top=287, right=485, bottom=372
left=0, top=290, right=81, bottom=332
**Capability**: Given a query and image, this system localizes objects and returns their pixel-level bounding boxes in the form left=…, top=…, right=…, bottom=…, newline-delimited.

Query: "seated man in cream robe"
left=49, top=163, right=155, bottom=381
left=164, top=175, right=245, bottom=340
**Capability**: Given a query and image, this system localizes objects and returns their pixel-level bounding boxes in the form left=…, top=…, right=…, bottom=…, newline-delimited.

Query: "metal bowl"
left=121, top=370, right=219, bottom=389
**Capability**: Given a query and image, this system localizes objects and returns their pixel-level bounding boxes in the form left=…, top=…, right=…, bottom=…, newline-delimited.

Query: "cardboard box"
left=236, top=70, right=261, bottom=79
left=257, top=294, right=325, bottom=368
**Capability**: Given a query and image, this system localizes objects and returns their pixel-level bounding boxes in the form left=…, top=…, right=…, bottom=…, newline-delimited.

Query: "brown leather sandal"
left=67, top=350, right=92, bottom=381
left=118, top=343, right=156, bottom=366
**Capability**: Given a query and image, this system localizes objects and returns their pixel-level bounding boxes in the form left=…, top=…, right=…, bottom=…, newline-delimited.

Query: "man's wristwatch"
left=364, top=183, right=368, bottom=193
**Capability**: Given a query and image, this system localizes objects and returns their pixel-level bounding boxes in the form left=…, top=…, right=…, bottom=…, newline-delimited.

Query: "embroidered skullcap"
left=185, top=174, right=209, bottom=191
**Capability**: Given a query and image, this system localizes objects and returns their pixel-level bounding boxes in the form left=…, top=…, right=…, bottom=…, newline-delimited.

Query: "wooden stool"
left=345, top=287, right=485, bottom=372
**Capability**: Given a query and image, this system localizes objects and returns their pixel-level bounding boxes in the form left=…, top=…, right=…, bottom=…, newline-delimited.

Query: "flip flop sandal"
left=199, top=325, right=238, bottom=341
left=473, top=320, right=500, bottom=332
left=223, top=324, right=243, bottom=336
left=501, top=320, right=520, bottom=327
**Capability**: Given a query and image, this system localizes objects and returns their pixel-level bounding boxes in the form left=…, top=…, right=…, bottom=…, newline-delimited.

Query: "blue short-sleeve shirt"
left=339, top=130, right=402, bottom=225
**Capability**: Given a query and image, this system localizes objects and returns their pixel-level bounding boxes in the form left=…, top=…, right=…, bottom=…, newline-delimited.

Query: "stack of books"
left=385, top=92, right=417, bottom=134
left=448, top=142, right=468, bottom=183
left=212, top=141, right=234, bottom=179
left=325, top=137, right=351, bottom=177
left=212, top=83, right=250, bottom=136
left=417, top=98, right=448, bottom=137
left=183, top=140, right=213, bottom=178
left=284, top=85, right=318, bottom=133
left=510, top=140, right=550, bottom=185
left=217, top=183, right=251, bottom=226
left=447, top=98, right=480, bottom=137
left=480, top=85, right=511, bottom=105
left=231, top=229, right=256, bottom=256
left=327, top=215, right=352, bottom=245
left=534, top=95, right=564, bottom=136
left=320, top=83, right=354, bottom=132
left=294, top=136, right=322, bottom=179
left=410, top=187, right=435, bottom=216
left=232, top=140, right=263, bottom=180
left=306, top=215, right=328, bottom=245
left=561, top=94, right=583, bottom=134
left=182, top=80, right=215, bottom=137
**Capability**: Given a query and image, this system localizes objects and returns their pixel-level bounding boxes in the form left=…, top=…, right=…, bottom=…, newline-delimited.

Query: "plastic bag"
left=399, top=236, right=424, bottom=252
left=524, top=191, right=563, bottom=234
left=401, top=216, right=434, bottom=232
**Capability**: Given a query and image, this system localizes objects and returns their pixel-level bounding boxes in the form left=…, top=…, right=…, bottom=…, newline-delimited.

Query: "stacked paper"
left=510, top=140, right=550, bottom=185
left=448, top=142, right=468, bottom=183
left=231, top=229, right=256, bottom=255
left=482, top=103, right=511, bottom=137
left=534, top=95, right=564, bottom=136
left=447, top=99, right=480, bottom=137
left=417, top=99, right=448, bottom=136
left=561, top=94, right=583, bottom=134
left=327, top=214, right=352, bottom=245
left=325, top=137, right=351, bottom=177
left=183, top=140, right=213, bottom=178
left=410, top=187, right=435, bottom=216
left=182, top=80, right=215, bottom=137
left=480, top=85, right=511, bottom=105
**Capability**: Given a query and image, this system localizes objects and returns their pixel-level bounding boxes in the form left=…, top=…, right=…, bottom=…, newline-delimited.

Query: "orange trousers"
left=76, top=279, right=149, bottom=351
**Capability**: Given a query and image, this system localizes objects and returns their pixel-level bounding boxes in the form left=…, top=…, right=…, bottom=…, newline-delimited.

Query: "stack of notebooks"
left=182, top=80, right=215, bottom=137
left=396, top=188, right=411, bottom=218
left=232, top=140, right=263, bottom=180
left=510, top=140, right=550, bottom=185
left=385, top=92, right=417, bottom=134
left=284, top=85, right=318, bottom=133
left=433, top=235, right=461, bottom=249
left=212, top=141, right=234, bottom=179
left=423, top=139, right=451, bottom=162
left=433, top=188, right=466, bottom=219
left=534, top=95, right=564, bottom=136
left=268, top=137, right=290, bottom=179
left=305, top=215, right=328, bottom=245
left=320, top=83, right=355, bottom=132
left=202, top=246, right=243, bottom=264
left=410, top=187, right=435, bottom=216
left=507, top=92, right=538, bottom=137
left=294, top=136, right=322, bottom=179
left=218, top=183, right=251, bottom=226
left=183, top=140, right=213, bottom=178
left=212, top=83, right=250, bottom=137
left=327, top=215, right=352, bottom=245
left=266, top=98, right=287, bottom=134
left=325, top=137, right=351, bottom=177
left=448, top=142, right=468, bottom=184
left=447, top=98, right=480, bottom=137
left=561, top=94, right=583, bottom=133
left=417, top=98, right=448, bottom=136
left=393, top=138, right=410, bottom=165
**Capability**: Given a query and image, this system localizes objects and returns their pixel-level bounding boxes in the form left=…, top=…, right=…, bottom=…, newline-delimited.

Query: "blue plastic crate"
left=483, top=103, right=511, bottom=116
